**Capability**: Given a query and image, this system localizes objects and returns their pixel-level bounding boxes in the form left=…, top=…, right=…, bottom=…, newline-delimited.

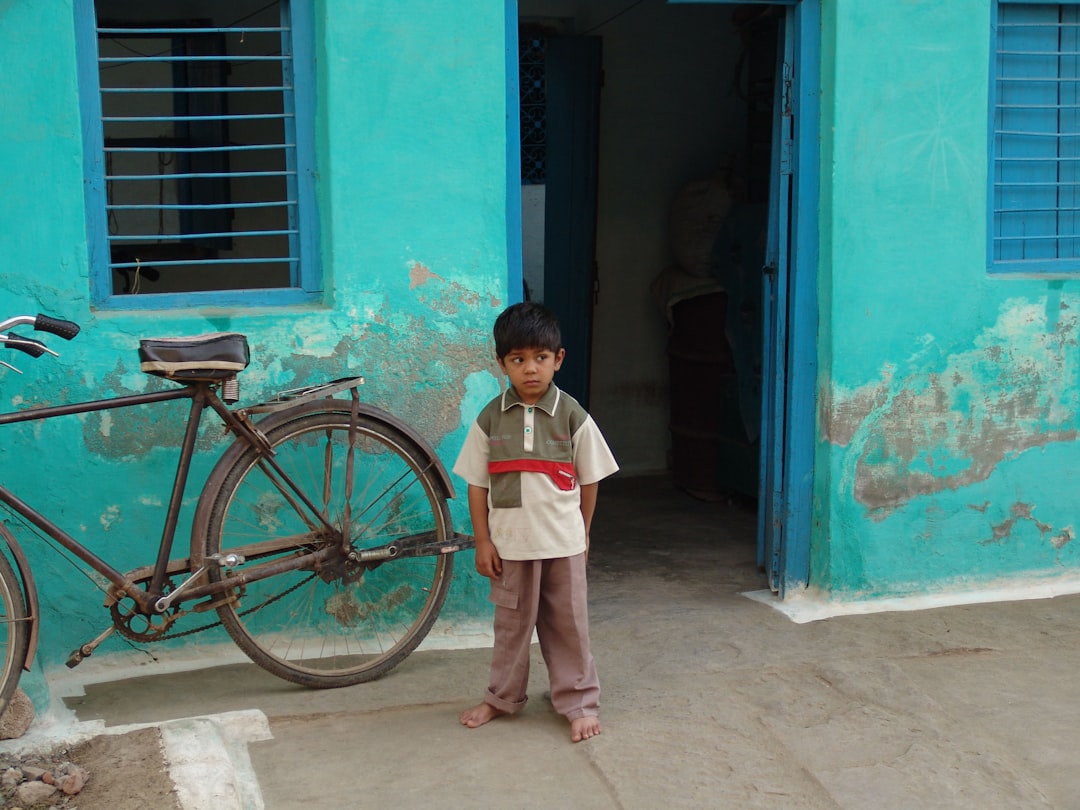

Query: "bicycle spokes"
left=200, top=408, right=454, bottom=687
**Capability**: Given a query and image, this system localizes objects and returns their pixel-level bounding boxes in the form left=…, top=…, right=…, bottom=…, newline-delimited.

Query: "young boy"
left=453, top=302, right=619, bottom=743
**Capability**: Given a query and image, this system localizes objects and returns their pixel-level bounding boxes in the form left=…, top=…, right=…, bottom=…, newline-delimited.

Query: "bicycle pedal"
left=66, top=647, right=89, bottom=669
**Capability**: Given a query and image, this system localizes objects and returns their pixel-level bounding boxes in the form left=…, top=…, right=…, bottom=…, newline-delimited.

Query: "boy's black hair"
left=493, top=302, right=562, bottom=358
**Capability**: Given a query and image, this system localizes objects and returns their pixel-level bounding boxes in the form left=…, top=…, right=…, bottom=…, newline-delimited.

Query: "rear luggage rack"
left=243, top=376, right=365, bottom=414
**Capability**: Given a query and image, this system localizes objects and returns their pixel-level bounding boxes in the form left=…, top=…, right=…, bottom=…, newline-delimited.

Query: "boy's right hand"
left=474, top=537, right=503, bottom=578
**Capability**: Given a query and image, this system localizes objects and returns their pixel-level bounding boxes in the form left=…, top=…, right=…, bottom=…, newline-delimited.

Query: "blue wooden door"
left=758, top=8, right=794, bottom=593
left=759, top=2, right=819, bottom=596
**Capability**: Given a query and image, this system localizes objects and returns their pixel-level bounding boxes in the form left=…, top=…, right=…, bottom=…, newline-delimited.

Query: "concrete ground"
left=15, top=474, right=1080, bottom=808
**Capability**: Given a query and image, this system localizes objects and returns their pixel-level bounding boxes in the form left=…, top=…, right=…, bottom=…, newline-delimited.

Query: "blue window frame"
left=74, top=0, right=320, bottom=308
left=991, top=1, right=1080, bottom=274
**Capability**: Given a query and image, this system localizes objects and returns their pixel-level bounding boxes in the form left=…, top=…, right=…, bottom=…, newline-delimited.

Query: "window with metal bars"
left=519, top=29, right=548, bottom=185
left=75, top=0, right=319, bottom=305
left=992, top=2, right=1080, bottom=273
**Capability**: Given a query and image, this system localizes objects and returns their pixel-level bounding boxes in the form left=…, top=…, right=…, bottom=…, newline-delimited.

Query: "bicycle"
left=0, top=313, right=474, bottom=714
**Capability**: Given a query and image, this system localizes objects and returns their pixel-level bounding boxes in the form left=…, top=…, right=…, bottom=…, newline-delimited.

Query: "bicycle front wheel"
left=0, top=539, right=29, bottom=714
left=200, top=408, right=453, bottom=688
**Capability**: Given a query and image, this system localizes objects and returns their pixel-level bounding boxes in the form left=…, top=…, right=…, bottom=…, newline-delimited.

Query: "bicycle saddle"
left=138, top=333, right=250, bottom=381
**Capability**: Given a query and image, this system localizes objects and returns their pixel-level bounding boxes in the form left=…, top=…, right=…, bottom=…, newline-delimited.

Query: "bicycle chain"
left=2, top=505, right=333, bottom=644
left=112, top=571, right=315, bottom=642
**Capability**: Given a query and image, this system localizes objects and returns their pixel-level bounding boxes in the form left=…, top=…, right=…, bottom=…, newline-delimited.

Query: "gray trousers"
left=483, top=553, right=600, bottom=720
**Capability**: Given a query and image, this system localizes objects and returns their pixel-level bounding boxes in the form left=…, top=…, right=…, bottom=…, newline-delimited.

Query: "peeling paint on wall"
left=99, top=504, right=121, bottom=532
left=828, top=296, right=1080, bottom=518
left=69, top=272, right=502, bottom=464
left=980, top=502, right=1051, bottom=546
left=408, top=260, right=500, bottom=317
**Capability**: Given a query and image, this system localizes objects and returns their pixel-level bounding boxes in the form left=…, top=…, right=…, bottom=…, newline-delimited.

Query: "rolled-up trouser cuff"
left=484, top=690, right=528, bottom=714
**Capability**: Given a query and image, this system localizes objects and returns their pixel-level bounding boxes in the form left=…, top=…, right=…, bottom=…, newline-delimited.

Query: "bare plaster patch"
left=99, top=505, right=120, bottom=531
left=980, top=501, right=1052, bottom=546
left=831, top=297, right=1080, bottom=516
left=1052, top=527, right=1074, bottom=549
left=408, top=260, right=484, bottom=317
left=408, top=260, right=439, bottom=288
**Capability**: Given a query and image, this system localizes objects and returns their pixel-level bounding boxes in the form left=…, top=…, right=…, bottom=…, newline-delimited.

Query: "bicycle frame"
left=0, top=382, right=260, bottom=616
left=0, top=376, right=465, bottom=627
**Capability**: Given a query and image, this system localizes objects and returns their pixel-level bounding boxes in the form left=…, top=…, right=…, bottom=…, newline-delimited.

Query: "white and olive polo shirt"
left=453, top=383, right=619, bottom=560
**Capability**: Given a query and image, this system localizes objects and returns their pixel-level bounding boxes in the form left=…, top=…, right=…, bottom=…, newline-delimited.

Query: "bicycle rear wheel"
left=200, top=407, right=453, bottom=688
left=0, top=539, right=29, bottom=714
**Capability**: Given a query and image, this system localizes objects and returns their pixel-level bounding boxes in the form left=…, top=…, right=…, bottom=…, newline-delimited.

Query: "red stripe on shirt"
left=488, top=459, right=577, bottom=491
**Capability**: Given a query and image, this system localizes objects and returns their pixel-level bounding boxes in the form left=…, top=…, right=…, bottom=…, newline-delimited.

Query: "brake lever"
left=0, top=333, right=59, bottom=358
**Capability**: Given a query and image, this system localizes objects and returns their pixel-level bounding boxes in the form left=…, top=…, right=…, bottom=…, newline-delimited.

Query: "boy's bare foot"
left=570, top=715, right=601, bottom=742
left=460, top=702, right=506, bottom=729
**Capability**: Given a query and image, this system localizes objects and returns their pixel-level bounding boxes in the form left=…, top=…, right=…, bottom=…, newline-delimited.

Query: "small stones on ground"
left=0, top=748, right=89, bottom=809
left=15, top=777, right=60, bottom=805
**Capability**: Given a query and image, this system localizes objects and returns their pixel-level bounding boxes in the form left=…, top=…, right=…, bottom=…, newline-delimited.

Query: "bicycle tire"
left=200, top=407, right=454, bottom=688
left=0, top=543, right=29, bottom=715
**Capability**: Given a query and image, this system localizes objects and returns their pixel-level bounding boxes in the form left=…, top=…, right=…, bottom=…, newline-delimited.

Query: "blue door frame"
left=504, top=2, right=524, bottom=304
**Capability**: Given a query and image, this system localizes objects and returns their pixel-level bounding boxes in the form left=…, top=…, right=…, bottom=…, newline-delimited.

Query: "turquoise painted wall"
left=816, top=0, right=1080, bottom=597
left=0, top=0, right=507, bottom=698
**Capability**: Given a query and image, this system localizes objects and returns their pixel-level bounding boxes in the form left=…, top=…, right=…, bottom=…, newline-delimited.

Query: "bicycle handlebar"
left=34, top=314, right=80, bottom=341
left=0, top=314, right=79, bottom=372
left=0, top=314, right=80, bottom=338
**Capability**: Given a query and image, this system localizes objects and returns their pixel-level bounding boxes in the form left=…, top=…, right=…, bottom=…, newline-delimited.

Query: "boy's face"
left=497, top=346, right=565, bottom=405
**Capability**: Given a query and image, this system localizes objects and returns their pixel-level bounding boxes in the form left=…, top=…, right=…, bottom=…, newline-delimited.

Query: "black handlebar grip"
left=34, top=314, right=80, bottom=340
left=3, top=333, right=47, bottom=358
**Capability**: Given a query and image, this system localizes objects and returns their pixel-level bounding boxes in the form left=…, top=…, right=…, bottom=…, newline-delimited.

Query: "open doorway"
left=516, top=1, right=777, bottom=491
left=514, top=1, right=817, bottom=594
